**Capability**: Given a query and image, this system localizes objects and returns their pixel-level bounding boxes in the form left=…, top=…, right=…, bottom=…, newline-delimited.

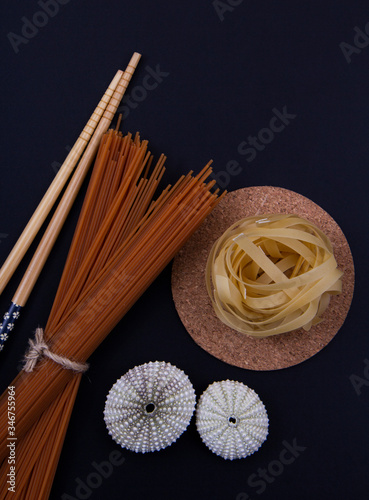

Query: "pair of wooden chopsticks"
left=0, top=52, right=141, bottom=351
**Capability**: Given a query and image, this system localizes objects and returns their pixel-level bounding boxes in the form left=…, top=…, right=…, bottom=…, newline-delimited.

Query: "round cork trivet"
left=171, top=186, right=354, bottom=371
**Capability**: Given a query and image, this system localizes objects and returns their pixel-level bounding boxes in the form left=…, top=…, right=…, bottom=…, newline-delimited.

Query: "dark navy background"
left=1, top=1, right=368, bottom=499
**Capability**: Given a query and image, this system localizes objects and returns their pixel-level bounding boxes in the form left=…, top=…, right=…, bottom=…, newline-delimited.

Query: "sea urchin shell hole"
left=228, top=416, right=237, bottom=426
left=196, top=380, right=269, bottom=460
left=145, top=403, right=156, bottom=414
left=104, top=361, right=196, bottom=453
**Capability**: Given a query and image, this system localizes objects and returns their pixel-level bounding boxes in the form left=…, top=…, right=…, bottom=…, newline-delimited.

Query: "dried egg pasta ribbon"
left=206, top=214, right=343, bottom=337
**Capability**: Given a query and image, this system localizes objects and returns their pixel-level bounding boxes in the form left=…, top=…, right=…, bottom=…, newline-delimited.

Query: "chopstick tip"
left=130, top=52, right=142, bottom=67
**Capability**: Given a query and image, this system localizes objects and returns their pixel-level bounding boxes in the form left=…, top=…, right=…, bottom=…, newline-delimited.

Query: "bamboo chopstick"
left=0, top=70, right=123, bottom=296
left=13, top=54, right=141, bottom=307
left=0, top=52, right=142, bottom=351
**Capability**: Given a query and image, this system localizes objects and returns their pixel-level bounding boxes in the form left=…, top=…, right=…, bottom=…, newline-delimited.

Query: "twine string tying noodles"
left=23, top=327, right=89, bottom=373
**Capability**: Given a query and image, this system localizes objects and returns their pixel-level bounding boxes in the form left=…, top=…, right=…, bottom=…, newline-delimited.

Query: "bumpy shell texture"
left=196, top=380, right=269, bottom=460
left=104, top=361, right=196, bottom=453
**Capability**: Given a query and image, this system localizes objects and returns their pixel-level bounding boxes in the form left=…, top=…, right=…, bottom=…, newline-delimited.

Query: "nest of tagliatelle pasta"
left=205, top=213, right=343, bottom=338
left=171, top=186, right=355, bottom=370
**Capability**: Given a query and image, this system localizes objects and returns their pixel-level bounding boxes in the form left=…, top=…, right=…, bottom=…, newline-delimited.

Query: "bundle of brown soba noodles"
left=0, top=125, right=224, bottom=499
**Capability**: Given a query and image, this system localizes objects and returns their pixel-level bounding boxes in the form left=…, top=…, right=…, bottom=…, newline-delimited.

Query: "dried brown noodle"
left=0, top=128, right=224, bottom=499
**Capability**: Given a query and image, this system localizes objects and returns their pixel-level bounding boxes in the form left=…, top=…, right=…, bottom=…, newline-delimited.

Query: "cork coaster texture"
left=171, top=186, right=355, bottom=371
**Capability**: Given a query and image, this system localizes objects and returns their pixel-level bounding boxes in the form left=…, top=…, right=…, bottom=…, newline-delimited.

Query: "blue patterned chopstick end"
left=0, top=302, right=22, bottom=352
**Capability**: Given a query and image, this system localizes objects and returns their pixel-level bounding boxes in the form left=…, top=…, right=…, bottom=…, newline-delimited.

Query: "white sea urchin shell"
left=104, top=361, right=196, bottom=453
left=196, top=380, right=269, bottom=460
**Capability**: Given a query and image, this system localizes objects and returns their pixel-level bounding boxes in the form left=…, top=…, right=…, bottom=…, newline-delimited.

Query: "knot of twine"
left=23, top=327, right=89, bottom=373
